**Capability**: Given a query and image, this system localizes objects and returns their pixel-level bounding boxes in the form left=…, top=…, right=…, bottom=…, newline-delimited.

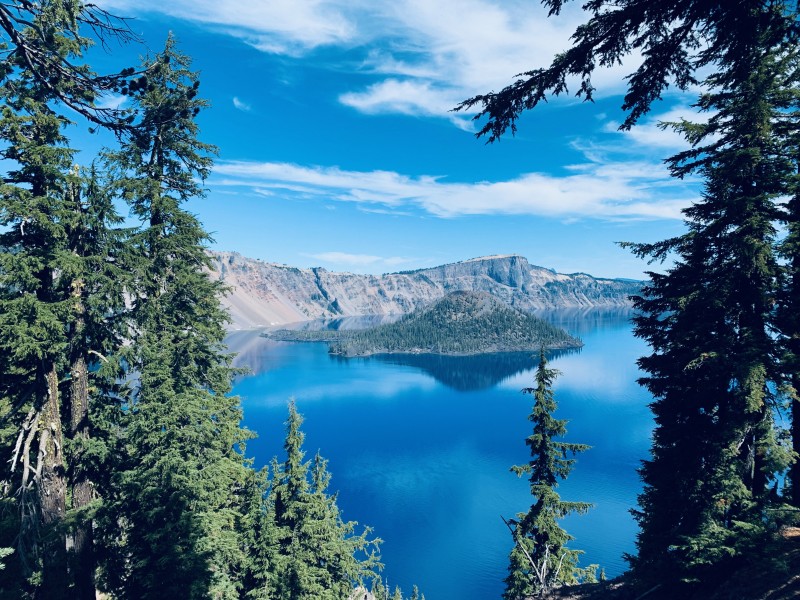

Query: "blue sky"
left=81, top=0, right=703, bottom=279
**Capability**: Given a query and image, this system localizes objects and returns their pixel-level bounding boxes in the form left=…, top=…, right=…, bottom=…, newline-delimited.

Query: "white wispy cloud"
left=98, top=0, right=643, bottom=125
left=303, top=251, right=417, bottom=269
left=339, top=79, right=474, bottom=130
left=95, top=93, right=128, bottom=110
left=212, top=151, right=694, bottom=222
left=232, top=97, right=252, bottom=112
left=99, top=0, right=358, bottom=55
left=601, top=105, right=713, bottom=152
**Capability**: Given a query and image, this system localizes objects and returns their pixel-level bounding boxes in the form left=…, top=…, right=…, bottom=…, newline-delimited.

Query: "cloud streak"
left=212, top=153, right=694, bottom=222
left=303, top=251, right=416, bottom=269
left=100, top=0, right=358, bottom=55
left=232, top=97, right=252, bottom=112
left=99, top=0, right=645, bottom=125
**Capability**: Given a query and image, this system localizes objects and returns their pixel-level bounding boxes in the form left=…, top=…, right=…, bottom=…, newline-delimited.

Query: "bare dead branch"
left=9, top=406, right=36, bottom=472
left=19, top=411, right=38, bottom=489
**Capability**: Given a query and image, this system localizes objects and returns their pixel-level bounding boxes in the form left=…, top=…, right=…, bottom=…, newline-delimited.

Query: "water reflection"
left=284, top=314, right=401, bottom=331
left=368, top=348, right=579, bottom=391
left=535, top=307, right=636, bottom=337
left=230, top=308, right=653, bottom=600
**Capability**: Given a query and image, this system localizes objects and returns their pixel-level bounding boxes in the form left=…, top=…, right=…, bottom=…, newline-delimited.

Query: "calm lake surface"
left=228, top=309, right=653, bottom=600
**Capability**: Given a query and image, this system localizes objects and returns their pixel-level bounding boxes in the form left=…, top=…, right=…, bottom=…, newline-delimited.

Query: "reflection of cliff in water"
left=226, top=330, right=303, bottom=377
left=361, top=348, right=580, bottom=392
left=285, top=314, right=401, bottom=332
left=534, top=308, right=635, bottom=338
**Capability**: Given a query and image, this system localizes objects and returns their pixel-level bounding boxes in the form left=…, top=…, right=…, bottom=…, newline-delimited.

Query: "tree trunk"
left=67, top=264, right=95, bottom=598
left=68, top=352, right=95, bottom=599
left=788, top=200, right=800, bottom=507
left=38, top=364, right=68, bottom=600
left=792, top=370, right=800, bottom=506
left=782, top=196, right=800, bottom=507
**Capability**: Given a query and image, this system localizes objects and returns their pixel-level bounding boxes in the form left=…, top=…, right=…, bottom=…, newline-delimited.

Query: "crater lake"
left=228, top=309, right=653, bottom=600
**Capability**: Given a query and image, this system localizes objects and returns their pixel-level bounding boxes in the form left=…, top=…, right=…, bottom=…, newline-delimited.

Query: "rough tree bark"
left=39, top=364, right=68, bottom=600
left=68, top=351, right=94, bottom=600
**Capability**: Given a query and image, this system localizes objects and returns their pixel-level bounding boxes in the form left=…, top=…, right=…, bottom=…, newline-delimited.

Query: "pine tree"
left=504, top=352, right=592, bottom=599
left=0, top=43, right=73, bottom=598
left=96, top=37, right=252, bottom=599
left=0, top=0, right=140, bottom=131
left=0, top=3, right=140, bottom=595
left=774, top=50, right=800, bottom=507
left=239, top=465, right=279, bottom=600
left=371, top=578, right=388, bottom=600
left=625, top=33, right=797, bottom=589
left=0, top=8, right=128, bottom=595
left=59, top=162, right=129, bottom=600
left=458, top=1, right=800, bottom=137
left=270, top=400, right=382, bottom=600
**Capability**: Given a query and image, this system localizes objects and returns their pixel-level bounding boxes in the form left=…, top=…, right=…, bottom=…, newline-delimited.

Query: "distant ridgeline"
left=209, top=251, right=642, bottom=329
left=267, top=291, right=582, bottom=357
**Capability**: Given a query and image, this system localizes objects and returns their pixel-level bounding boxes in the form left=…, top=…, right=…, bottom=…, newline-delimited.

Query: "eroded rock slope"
left=209, top=251, right=641, bottom=329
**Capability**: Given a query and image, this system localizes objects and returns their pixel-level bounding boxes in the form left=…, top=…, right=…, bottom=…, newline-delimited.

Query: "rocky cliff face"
left=208, top=251, right=641, bottom=329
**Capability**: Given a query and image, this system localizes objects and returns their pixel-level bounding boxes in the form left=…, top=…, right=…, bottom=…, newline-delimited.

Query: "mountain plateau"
left=208, top=251, right=641, bottom=329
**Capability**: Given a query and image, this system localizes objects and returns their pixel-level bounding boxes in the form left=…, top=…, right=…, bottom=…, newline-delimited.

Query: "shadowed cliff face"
left=209, top=251, right=642, bottom=329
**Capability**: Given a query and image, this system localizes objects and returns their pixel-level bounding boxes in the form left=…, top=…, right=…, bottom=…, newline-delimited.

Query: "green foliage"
left=627, top=32, right=798, bottom=589
left=265, top=400, right=383, bottom=600
left=0, top=7, right=112, bottom=595
left=774, top=46, right=800, bottom=509
left=0, top=0, right=140, bottom=131
left=457, top=0, right=800, bottom=138
left=271, top=291, right=581, bottom=356
left=0, top=11, right=415, bottom=600
left=371, top=579, right=388, bottom=600
left=504, top=352, right=594, bottom=599
left=95, top=38, right=252, bottom=600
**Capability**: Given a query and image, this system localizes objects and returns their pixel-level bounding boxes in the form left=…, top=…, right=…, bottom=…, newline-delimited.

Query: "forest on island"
left=268, top=291, right=582, bottom=356
left=3, top=1, right=800, bottom=600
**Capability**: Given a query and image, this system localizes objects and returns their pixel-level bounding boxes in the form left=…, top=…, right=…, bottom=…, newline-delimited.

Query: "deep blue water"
left=228, top=309, right=653, bottom=600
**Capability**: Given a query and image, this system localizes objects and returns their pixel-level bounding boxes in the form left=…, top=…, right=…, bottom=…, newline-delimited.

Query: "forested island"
left=268, top=291, right=582, bottom=356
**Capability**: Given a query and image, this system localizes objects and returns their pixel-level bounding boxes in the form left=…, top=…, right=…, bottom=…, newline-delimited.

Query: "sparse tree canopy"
left=0, top=0, right=144, bottom=132
left=457, top=1, right=800, bottom=139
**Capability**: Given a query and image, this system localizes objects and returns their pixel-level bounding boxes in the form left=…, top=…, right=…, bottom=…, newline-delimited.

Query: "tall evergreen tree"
left=625, top=31, right=797, bottom=588
left=0, top=8, right=128, bottom=595
left=97, top=37, right=252, bottom=599
left=0, top=2, right=148, bottom=597
left=269, top=400, right=382, bottom=600
left=0, top=31, right=73, bottom=595
left=774, top=51, right=800, bottom=506
left=239, top=465, right=278, bottom=600
left=504, top=352, right=592, bottom=599
left=60, top=164, right=129, bottom=600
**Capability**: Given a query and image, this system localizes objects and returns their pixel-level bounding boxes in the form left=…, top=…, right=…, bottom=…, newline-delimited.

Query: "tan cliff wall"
left=208, top=251, right=641, bottom=329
